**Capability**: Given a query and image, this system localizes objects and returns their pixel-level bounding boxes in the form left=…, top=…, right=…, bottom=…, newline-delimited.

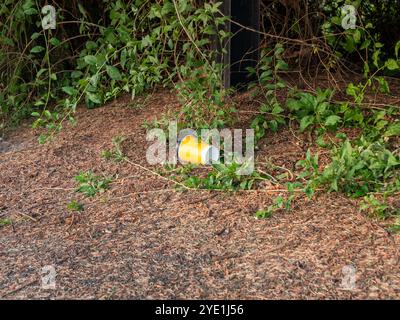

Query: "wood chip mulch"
left=0, top=91, right=399, bottom=299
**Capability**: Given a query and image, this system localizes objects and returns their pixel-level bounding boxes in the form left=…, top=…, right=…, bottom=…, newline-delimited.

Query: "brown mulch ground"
left=0, top=90, right=399, bottom=299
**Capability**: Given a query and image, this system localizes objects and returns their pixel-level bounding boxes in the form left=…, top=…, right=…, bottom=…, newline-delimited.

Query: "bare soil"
left=0, top=91, right=399, bottom=299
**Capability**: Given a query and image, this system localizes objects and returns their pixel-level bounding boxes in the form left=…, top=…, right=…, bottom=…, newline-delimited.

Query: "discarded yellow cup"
left=178, top=135, right=219, bottom=165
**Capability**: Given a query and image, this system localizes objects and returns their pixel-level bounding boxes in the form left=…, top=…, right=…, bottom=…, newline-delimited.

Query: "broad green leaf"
left=141, top=35, right=152, bottom=48
left=62, top=86, right=76, bottom=96
left=360, top=39, right=371, bottom=50
left=316, top=135, right=328, bottom=147
left=325, top=115, right=341, bottom=127
left=353, top=29, right=361, bottom=43
left=31, top=46, right=45, bottom=53
left=71, top=71, right=83, bottom=78
left=87, top=92, right=101, bottom=104
left=106, top=65, right=122, bottom=81
left=300, top=115, right=315, bottom=132
left=373, top=50, right=380, bottom=68
left=84, top=55, right=97, bottom=66
left=384, top=123, right=400, bottom=137
left=49, top=37, right=61, bottom=46
left=31, top=32, right=41, bottom=40
left=287, top=99, right=302, bottom=111
left=44, top=110, right=52, bottom=118
left=385, top=59, right=399, bottom=71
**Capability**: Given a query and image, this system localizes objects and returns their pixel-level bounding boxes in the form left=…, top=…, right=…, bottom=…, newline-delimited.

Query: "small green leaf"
left=71, top=71, right=83, bottom=78
left=255, top=209, right=273, bottom=219
left=44, top=110, right=52, bottom=118
left=31, top=32, right=41, bottom=40
left=31, top=46, right=45, bottom=54
left=62, top=86, right=76, bottom=96
left=360, top=39, right=371, bottom=50
left=106, top=65, right=122, bottom=81
left=0, top=218, right=12, bottom=227
left=84, top=55, right=97, bottom=66
left=49, top=37, right=61, bottom=46
left=141, top=35, right=152, bottom=48
left=325, top=115, right=341, bottom=127
left=38, top=134, right=47, bottom=144
left=67, top=200, right=84, bottom=212
left=300, top=115, right=315, bottom=132
left=384, top=123, right=400, bottom=137
left=316, top=135, right=328, bottom=147
left=353, top=29, right=361, bottom=43
left=385, top=59, right=399, bottom=71
left=87, top=92, right=102, bottom=105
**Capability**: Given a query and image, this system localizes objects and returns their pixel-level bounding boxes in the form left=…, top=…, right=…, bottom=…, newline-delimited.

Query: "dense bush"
left=0, top=0, right=230, bottom=138
left=1, top=0, right=399, bottom=134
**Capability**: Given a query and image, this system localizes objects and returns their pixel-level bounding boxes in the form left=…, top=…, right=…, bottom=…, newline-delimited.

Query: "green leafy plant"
left=182, top=162, right=269, bottom=191
left=255, top=208, right=274, bottom=219
left=360, top=194, right=399, bottom=218
left=295, top=149, right=321, bottom=199
left=170, top=2, right=234, bottom=129
left=319, top=138, right=399, bottom=196
left=0, top=218, right=12, bottom=227
left=1, top=0, right=400, bottom=235
left=361, top=194, right=400, bottom=233
left=67, top=200, right=84, bottom=212
left=1, top=1, right=233, bottom=139
left=74, top=171, right=113, bottom=197
left=101, top=135, right=126, bottom=162
left=322, top=1, right=400, bottom=76
left=388, top=217, right=400, bottom=234
left=248, top=44, right=288, bottom=141
left=256, top=182, right=299, bottom=219
left=161, top=163, right=197, bottom=180
left=286, top=88, right=342, bottom=132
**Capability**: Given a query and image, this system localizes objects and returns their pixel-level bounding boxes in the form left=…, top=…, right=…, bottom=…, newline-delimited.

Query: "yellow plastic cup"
left=178, top=135, right=219, bottom=165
